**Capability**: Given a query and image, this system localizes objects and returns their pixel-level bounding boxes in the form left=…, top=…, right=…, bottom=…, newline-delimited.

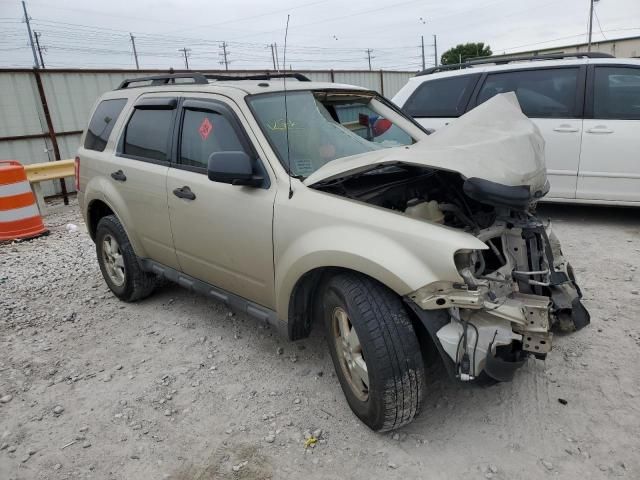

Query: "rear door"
left=472, top=66, right=585, bottom=200
left=398, top=74, right=480, bottom=131
left=112, top=94, right=179, bottom=269
left=578, top=64, right=640, bottom=202
left=166, top=95, right=276, bottom=309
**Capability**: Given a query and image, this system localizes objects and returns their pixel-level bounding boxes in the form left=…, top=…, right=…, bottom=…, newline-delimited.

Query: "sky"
left=1, top=0, right=639, bottom=71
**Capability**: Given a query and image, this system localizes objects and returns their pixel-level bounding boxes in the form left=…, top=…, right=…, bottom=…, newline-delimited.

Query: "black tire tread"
left=96, top=215, right=157, bottom=302
left=328, top=273, right=425, bottom=431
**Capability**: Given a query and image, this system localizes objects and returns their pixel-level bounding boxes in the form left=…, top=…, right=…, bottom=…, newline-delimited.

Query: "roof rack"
left=204, top=72, right=311, bottom=82
left=117, top=73, right=208, bottom=89
left=117, top=71, right=312, bottom=89
left=416, top=52, right=615, bottom=76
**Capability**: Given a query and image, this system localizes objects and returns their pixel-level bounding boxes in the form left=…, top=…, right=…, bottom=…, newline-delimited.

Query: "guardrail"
left=24, top=159, right=75, bottom=215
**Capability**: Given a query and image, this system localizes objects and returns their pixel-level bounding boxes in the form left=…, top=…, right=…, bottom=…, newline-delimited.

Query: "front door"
left=577, top=65, right=640, bottom=203
left=166, top=95, right=277, bottom=309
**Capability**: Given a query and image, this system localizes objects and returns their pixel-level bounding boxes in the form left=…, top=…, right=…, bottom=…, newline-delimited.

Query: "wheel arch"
left=285, top=264, right=427, bottom=342
left=85, top=194, right=145, bottom=257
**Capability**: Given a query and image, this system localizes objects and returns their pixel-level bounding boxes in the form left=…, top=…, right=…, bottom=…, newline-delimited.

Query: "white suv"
left=393, top=53, right=640, bottom=206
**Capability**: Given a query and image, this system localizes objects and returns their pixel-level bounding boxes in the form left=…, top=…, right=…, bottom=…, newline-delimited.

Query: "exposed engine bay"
left=312, top=163, right=590, bottom=382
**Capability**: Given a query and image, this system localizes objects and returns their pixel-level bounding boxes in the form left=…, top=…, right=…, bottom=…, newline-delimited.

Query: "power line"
left=593, top=6, right=607, bottom=40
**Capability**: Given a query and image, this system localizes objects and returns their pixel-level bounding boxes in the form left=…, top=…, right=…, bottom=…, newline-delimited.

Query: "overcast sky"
left=1, top=0, right=639, bottom=71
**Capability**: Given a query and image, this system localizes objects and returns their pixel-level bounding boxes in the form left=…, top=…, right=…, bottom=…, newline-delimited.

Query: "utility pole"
left=366, top=48, right=373, bottom=71
left=274, top=42, right=280, bottom=71
left=587, top=0, right=596, bottom=52
left=34, top=31, right=45, bottom=68
left=270, top=44, right=277, bottom=70
left=220, top=41, right=229, bottom=70
left=179, top=47, right=190, bottom=69
left=421, top=35, right=425, bottom=70
left=21, top=1, right=40, bottom=68
left=130, top=33, right=139, bottom=70
left=433, top=34, right=438, bottom=67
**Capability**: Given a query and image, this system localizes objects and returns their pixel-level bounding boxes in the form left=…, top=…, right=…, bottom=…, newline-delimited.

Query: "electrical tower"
left=365, top=49, right=373, bottom=70
left=34, top=31, right=45, bottom=68
left=220, top=42, right=230, bottom=70
left=21, top=0, right=39, bottom=68
left=179, top=48, right=191, bottom=69
left=130, top=33, right=139, bottom=70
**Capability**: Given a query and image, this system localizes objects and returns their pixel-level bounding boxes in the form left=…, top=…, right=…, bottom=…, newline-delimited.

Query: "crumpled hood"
left=304, top=92, right=547, bottom=194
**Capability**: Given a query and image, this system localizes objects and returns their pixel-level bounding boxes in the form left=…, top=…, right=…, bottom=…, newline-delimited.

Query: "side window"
left=84, top=98, right=127, bottom=152
left=403, top=75, right=478, bottom=118
left=123, top=108, right=174, bottom=161
left=593, top=67, right=640, bottom=119
left=179, top=109, right=247, bottom=169
left=477, top=68, right=579, bottom=118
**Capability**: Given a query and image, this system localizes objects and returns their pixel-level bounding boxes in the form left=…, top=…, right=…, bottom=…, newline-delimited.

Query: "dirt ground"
left=1, top=197, right=639, bottom=480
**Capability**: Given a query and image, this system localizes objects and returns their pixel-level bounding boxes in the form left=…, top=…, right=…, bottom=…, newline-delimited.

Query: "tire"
left=95, top=215, right=157, bottom=302
left=322, top=272, right=425, bottom=431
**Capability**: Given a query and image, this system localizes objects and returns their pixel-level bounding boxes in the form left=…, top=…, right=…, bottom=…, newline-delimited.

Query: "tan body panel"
left=273, top=182, right=487, bottom=320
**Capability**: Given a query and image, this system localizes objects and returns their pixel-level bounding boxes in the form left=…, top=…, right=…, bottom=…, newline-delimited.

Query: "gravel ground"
left=1, top=197, right=639, bottom=480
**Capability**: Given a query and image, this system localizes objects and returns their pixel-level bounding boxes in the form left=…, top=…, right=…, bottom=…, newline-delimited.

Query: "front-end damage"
left=408, top=208, right=589, bottom=382
left=306, top=93, right=590, bottom=382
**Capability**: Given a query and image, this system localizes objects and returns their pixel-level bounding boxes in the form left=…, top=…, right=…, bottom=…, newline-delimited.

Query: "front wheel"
left=322, top=273, right=425, bottom=431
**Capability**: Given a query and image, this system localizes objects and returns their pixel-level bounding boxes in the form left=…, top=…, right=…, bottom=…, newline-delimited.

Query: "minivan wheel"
left=95, top=215, right=157, bottom=302
left=322, top=273, right=425, bottom=431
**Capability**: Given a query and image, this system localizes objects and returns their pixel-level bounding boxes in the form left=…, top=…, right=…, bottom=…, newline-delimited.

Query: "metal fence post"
left=32, top=68, right=68, bottom=205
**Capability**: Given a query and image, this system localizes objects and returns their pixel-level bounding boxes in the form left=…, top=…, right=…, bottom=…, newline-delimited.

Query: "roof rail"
left=416, top=52, right=615, bottom=76
left=117, top=73, right=208, bottom=89
left=203, top=72, right=311, bottom=82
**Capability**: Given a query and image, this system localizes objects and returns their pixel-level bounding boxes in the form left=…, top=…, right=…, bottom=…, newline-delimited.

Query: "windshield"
left=248, top=90, right=415, bottom=177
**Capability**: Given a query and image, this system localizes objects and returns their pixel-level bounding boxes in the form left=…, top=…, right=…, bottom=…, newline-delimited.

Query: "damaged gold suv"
left=77, top=72, right=589, bottom=432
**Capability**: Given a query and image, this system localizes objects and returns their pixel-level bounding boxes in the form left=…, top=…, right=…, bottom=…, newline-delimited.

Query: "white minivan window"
left=403, top=75, right=478, bottom=118
left=477, top=68, right=580, bottom=118
left=593, top=67, right=640, bottom=119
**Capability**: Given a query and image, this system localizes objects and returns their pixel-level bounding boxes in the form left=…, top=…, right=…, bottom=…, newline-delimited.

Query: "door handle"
left=586, top=125, right=613, bottom=134
left=173, top=186, right=196, bottom=200
left=553, top=125, right=579, bottom=133
left=110, top=170, right=126, bottom=182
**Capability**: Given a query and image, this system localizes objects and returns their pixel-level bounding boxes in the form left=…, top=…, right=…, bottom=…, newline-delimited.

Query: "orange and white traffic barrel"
left=0, top=160, right=48, bottom=241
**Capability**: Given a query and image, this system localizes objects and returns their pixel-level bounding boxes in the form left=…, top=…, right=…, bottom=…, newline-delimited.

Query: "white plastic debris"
left=65, top=223, right=78, bottom=233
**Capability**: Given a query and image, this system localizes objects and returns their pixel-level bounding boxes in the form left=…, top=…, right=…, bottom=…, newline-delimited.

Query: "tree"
left=441, top=42, right=492, bottom=65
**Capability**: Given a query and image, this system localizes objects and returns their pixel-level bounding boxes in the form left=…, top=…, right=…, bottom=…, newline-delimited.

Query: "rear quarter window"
left=84, top=98, right=127, bottom=152
left=403, top=75, right=479, bottom=118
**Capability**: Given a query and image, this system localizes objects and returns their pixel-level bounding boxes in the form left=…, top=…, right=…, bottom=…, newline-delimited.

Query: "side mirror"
left=207, top=151, right=263, bottom=187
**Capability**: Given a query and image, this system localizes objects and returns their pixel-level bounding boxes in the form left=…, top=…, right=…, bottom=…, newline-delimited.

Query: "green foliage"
left=441, top=43, right=492, bottom=65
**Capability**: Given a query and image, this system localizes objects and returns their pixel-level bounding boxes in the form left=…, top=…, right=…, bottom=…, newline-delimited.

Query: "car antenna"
left=283, top=14, right=294, bottom=199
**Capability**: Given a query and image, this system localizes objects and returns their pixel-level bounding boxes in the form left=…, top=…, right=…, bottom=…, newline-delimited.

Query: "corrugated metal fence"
left=0, top=68, right=414, bottom=197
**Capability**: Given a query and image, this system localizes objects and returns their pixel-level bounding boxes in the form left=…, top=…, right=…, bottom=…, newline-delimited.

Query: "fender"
left=83, top=174, right=146, bottom=257
left=275, top=223, right=486, bottom=321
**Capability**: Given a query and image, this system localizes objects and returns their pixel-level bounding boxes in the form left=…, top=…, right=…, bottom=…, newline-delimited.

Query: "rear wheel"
left=322, top=273, right=425, bottom=431
left=96, top=215, right=157, bottom=302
